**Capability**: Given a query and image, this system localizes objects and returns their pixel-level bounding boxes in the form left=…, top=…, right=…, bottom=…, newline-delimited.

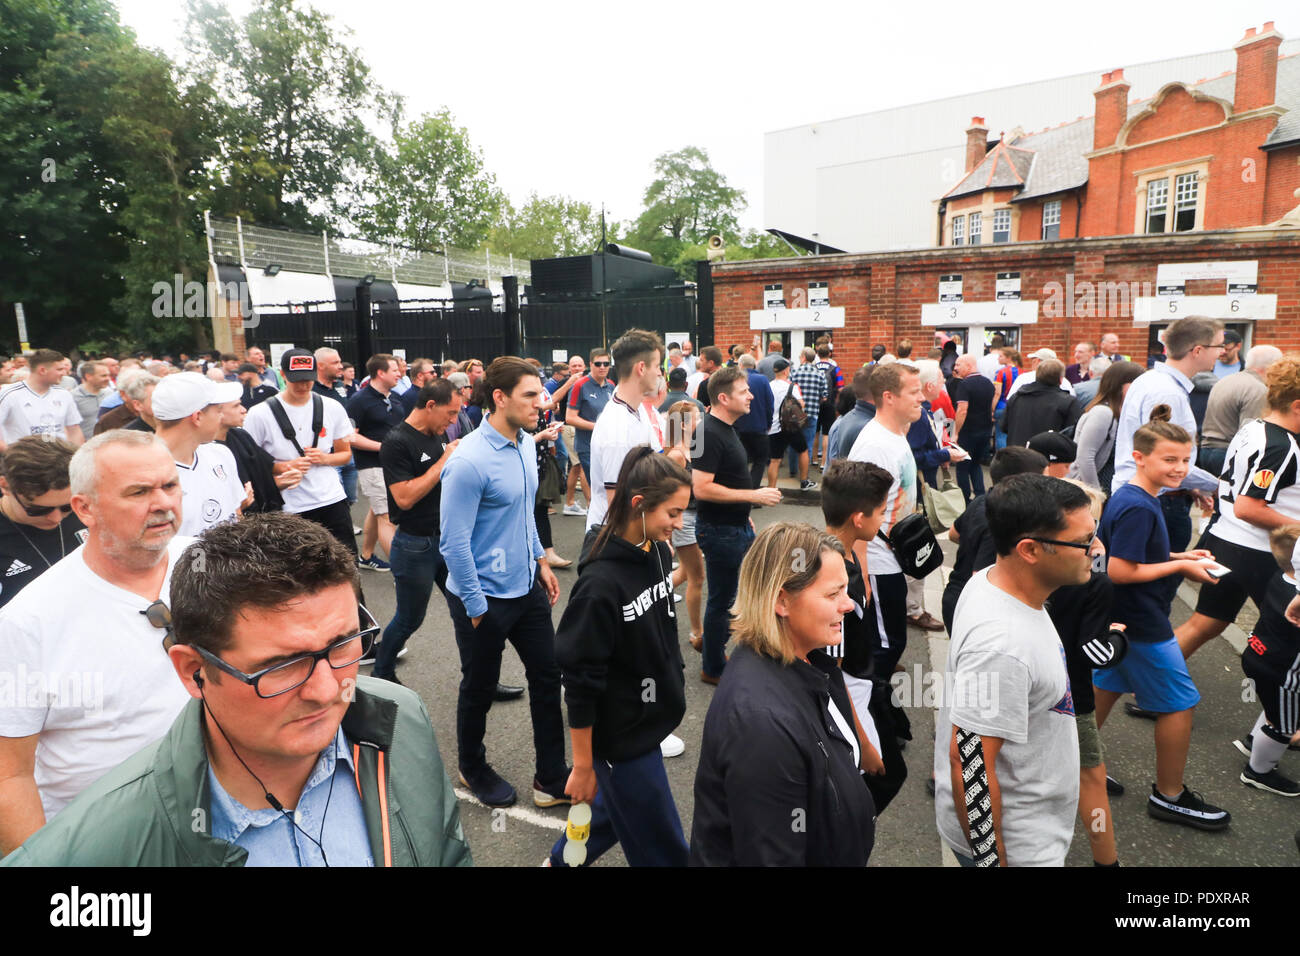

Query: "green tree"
left=487, top=193, right=603, bottom=262
left=357, top=109, right=504, bottom=251
left=628, top=146, right=746, bottom=264
left=184, top=0, right=398, bottom=232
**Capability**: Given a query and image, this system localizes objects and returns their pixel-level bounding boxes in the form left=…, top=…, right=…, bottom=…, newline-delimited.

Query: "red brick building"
left=710, top=23, right=1300, bottom=371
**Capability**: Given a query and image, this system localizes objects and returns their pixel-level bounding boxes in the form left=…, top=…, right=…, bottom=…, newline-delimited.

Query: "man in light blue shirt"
left=439, top=357, right=568, bottom=811
left=1212, top=330, right=1245, bottom=379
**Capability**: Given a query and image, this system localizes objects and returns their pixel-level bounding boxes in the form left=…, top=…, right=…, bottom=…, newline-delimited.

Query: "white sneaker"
left=562, top=503, right=587, bottom=516
left=673, top=592, right=683, bottom=603
left=660, top=733, right=685, bottom=758
left=352, top=525, right=363, bottom=535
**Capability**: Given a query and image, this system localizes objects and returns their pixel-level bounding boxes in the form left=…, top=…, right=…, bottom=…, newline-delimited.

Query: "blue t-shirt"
left=1098, top=483, right=1174, bottom=641
left=569, top=376, right=614, bottom=456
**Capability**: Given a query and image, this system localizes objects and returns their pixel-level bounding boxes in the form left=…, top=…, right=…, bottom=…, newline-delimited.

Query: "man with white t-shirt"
left=153, top=372, right=248, bottom=537
left=934, top=474, right=1097, bottom=866
left=685, top=347, right=723, bottom=407
left=242, top=349, right=356, bottom=554
left=0, top=349, right=84, bottom=452
left=0, top=430, right=193, bottom=853
left=848, top=362, right=962, bottom=675
left=584, top=330, right=689, bottom=760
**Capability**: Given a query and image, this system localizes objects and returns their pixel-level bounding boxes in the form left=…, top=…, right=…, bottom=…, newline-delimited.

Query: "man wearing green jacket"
left=2, top=512, right=471, bottom=867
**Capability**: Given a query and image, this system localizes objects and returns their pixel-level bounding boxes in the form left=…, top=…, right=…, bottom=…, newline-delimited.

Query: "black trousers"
left=296, top=499, right=358, bottom=556
left=738, top=430, right=771, bottom=489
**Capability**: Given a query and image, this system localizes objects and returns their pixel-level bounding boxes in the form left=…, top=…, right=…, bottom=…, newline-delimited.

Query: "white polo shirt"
left=587, top=395, right=664, bottom=531
left=0, top=535, right=195, bottom=819
left=243, top=396, right=353, bottom=513
left=175, top=442, right=245, bottom=537
left=0, top=382, right=82, bottom=445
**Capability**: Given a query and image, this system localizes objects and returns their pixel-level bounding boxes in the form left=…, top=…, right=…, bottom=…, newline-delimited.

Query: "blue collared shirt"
left=439, top=418, right=545, bottom=618
left=207, top=728, right=373, bottom=867
left=1112, top=362, right=1218, bottom=494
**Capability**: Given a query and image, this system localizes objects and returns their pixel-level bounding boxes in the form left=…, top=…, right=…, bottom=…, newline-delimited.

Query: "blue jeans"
left=337, top=459, right=358, bottom=504
left=954, top=428, right=990, bottom=502
left=375, top=529, right=446, bottom=679
left=1159, top=494, right=1193, bottom=609
left=547, top=747, right=688, bottom=867
left=994, top=407, right=1008, bottom=451
left=696, top=520, right=754, bottom=678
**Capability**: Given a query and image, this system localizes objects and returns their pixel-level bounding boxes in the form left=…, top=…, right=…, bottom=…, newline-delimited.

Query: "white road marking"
left=453, top=788, right=567, bottom=830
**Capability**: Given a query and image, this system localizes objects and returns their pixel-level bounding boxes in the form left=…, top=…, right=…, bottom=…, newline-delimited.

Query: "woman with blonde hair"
left=690, top=521, right=876, bottom=866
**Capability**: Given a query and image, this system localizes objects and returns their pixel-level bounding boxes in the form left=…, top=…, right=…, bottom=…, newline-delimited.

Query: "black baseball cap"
left=1222, top=329, right=1243, bottom=345
left=280, top=348, right=317, bottom=382
left=1026, top=431, right=1077, bottom=464
left=773, top=358, right=791, bottom=372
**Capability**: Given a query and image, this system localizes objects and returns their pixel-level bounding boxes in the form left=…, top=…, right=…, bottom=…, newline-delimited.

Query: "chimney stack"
left=965, top=116, right=988, bottom=173
left=1233, top=22, right=1282, bottom=114
left=1092, top=68, right=1131, bottom=150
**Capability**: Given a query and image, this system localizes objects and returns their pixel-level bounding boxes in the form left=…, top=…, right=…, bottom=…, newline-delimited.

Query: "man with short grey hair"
left=1199, top=344, right=1283, bottom=475
left=71, top=361, right=111, bottom=441
left=93, top=369, right=160, bottom=435
left=1072, top=356, right=1112, bottom=410
left=0, top=430, right=194, bottom=853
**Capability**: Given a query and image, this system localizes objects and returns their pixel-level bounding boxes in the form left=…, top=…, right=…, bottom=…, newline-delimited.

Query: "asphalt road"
left=352, top=497, right=1299, bottom=868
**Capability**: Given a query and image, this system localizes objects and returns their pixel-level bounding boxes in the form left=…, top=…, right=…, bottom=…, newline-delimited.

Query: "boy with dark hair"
left=820, top=459, right=906, bottom=811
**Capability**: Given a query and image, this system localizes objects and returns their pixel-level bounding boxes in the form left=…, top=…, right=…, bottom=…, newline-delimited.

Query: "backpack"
left=778, top=388, right=807, bottom=434
left=819, top=359, right=840, bottom=410
left=266, top=394, right=325, bottom=455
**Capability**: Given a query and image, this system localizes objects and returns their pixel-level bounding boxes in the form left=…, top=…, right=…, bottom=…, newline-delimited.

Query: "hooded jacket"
left=1002, top=380, right=1081, bottom=447
left=556, top=535, right=686, bottom=763
left=2, top=678, right=471, bottom=867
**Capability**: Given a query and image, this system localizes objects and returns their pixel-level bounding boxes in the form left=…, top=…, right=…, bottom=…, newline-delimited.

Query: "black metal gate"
left=519, top=295, right=696, bottom=364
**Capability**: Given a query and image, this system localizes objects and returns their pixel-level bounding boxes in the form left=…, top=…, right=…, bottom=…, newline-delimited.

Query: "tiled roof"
left=1009, top=116, right=1093, bottom=202
left=944, top=141, right=1036, bottom=200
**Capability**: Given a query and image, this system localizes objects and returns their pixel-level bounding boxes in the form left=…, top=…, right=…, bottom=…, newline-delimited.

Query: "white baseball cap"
left=152, top=372, right=243, bottom=421
left=1028, top=348, right=1058, bottom=362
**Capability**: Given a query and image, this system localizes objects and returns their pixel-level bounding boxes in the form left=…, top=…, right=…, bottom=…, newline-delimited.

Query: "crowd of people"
left=0, top=315, right=1297, bottom=867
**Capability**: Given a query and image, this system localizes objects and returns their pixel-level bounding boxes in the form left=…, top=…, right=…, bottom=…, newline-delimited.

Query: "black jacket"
left=219, top=427, right=283, bottom=513
left=1003, top=380, right=1081, bottom=447
left=555, top=536, right=686, bottom=763
left=690, top=644, right=875, bottom=866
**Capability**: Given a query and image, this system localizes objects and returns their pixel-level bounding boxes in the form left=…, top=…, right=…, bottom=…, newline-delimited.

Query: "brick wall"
left=712, top=229, right=1300, bottom=371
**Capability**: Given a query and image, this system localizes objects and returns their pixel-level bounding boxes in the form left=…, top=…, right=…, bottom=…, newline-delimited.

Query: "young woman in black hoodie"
left=546, top=445, right=692, bottom=867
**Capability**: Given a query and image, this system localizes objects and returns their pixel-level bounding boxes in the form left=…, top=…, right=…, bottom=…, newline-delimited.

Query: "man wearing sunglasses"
left=0, top=437, right=86, bottom=611
left=934, top=474, right=1100, bottom=867
left=566, top=348, right=615, bottom=514
left=0, top=430, right=193, bottom=855
left=1, top=513, right=471, bottom=866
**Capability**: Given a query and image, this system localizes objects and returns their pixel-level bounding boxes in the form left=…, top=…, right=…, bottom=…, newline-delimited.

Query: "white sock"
left=1249, top=727, right=1289, bottom=774
left=1250, top=711, right=1269, bottom=740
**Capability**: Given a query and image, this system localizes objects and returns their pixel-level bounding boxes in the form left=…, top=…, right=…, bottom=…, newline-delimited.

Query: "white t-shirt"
left=175, top=442, right=245, bottom=537
left=243, top=395, right=353, bottom=513
left=933, top=567, right=1079, bottom=866
left=847, top=418, right=916, bottom=575
left=587, top=395, right=664, bottom=531
left=977, top=352, right=1002, bottom=382
left=0, top=382, right=82, bottom=445
left=0, top=535, right=196, bottom=820
left=767, top=379, right=803, bottom=435
left=685, top=370, right=708, bottom=402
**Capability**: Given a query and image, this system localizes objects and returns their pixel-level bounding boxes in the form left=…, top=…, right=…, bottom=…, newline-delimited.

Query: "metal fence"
left=245, top=292, right=697, bottom=368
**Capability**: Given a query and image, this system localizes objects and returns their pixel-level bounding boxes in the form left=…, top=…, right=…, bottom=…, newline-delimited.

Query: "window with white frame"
left=951, top=214, right=965, bottom=246
left=993, top=208, right=1011, bottom=243
left=1174, top=172, right=1198, bottom=232
left=1042, top=200, right=1061, bottom=240
left=969, top=211, right=982, bottom=245
left=1145, top=178, right=1168, bottom=234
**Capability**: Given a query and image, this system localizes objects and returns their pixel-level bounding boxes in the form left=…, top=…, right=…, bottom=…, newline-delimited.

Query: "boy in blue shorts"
left=1235, top=524, right=1300, bottom=797
left=1094, top=405, right=1231, bottom=831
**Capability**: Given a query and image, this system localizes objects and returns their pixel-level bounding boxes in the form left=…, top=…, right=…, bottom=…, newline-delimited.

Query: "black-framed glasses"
left=142, top=601, right=378, bottom=697
left=1015, top=532, right=1098, bottom=552
left=592, top=361, right=611, bottom=367
left=3, top=491, right=73, bottom=517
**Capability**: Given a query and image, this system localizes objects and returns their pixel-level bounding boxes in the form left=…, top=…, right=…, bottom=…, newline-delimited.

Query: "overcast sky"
left=113, top=0, right=1294, bottom=234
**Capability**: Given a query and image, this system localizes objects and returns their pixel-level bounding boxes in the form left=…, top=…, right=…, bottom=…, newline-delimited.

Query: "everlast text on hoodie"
left=555, top=535, right=687, bottom=763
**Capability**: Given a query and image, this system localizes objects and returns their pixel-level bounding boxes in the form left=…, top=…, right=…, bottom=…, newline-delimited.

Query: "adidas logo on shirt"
left=419, top=452, right=432, bottom=463
left=5, top=558, right=32, bottom=577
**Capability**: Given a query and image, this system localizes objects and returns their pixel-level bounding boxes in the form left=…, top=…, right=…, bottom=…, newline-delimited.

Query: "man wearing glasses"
left=0, top=437, right=86, bottom=611
left=565, top=348, right=615, bottom=517
left=934, top=474, right=1100, bottom=867
left=1, top=512, right=471, bottom=866
left=0, top=431, right=193, bottom=855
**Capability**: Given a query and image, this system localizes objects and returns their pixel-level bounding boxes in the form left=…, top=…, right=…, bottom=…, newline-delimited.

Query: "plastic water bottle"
left=562, top=802, right=592, bottom=867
